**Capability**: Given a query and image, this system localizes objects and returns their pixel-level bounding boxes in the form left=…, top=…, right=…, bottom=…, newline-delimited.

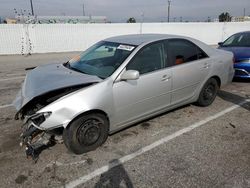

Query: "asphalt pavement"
left=0, top=52, right=249, bottom=188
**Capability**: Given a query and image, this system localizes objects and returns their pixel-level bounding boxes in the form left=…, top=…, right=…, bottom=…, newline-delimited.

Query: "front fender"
left=37, top=79, right=114, bottom=130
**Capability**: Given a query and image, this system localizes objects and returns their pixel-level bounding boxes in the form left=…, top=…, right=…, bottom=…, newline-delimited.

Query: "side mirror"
left=120, top=70, right=139, bottom=81
left=218, top=42, right=223, bottom=46
left=108, top=47, right=113, bottom=52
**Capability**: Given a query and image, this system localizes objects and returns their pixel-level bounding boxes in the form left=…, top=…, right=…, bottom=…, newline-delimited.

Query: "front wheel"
left=196, top=78, right=219, bottom=107
left=63, top=113, right=109, bottom=154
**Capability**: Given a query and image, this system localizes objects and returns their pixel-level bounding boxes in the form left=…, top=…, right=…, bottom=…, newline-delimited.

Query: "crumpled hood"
left=13, top=63, right=102, bottom=111
left=219, top=47, right=250, bottom=62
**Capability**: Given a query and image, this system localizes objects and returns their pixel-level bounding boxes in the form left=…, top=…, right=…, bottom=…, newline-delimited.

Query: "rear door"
left=166, top=39, right=210, bottom=105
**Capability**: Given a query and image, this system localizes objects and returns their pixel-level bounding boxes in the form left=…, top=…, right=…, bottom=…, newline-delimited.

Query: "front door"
left=112, top=41, right=172, bottom=128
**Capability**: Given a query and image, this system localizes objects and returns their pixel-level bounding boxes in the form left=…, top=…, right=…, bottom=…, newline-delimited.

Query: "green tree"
left=127, top=17, right=136, bottom=23
left=219, top=12, right=231, bottom=22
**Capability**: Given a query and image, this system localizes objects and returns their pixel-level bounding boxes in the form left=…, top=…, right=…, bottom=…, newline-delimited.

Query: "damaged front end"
left=16, top=86, right=87, bottom=161
left=20, top=112, right=59, bottom=161
left=13, top=63, right=102, bottom=161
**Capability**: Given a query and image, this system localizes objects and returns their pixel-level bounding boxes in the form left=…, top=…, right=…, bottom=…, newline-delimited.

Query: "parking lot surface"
left=0, top=52, right=249, bottom=188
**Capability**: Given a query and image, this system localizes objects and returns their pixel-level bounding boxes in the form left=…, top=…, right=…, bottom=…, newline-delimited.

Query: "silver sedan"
left=13, top=34, right=234, bottom=156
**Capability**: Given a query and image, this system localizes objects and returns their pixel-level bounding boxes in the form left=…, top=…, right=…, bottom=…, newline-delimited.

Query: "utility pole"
left=243, top=8, right=246, bottom=17
left=83, top=3, right=85, bottom=16
left=140, top=12, right=144, bottom=34
left=29, top=0, right=34, bottom=16
left=167, top=0, right=171, bottom=22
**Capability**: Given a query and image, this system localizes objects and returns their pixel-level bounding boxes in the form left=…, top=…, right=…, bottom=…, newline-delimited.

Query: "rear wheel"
left=196, top=78, right=219, bottom=107
left=63, top=113, right=109, bottom=154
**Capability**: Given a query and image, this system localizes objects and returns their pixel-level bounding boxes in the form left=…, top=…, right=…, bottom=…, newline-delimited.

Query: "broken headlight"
left=30, top=112, right=52, bottom=126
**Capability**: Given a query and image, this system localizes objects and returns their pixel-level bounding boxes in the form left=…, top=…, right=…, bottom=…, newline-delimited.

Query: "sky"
left=0, top=0, right=249, bottom=22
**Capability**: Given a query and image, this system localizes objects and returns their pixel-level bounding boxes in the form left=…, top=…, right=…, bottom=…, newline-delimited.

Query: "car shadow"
left=94, top=159, right=134, bottom=188
left=233, top=77, right=250, bottom=83
left=217, top=90, right=250, bottom=112
left=109, top=104, right=191, bottom=136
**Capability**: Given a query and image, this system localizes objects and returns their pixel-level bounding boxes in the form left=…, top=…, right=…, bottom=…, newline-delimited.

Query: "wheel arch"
left=65, top=109, right=110, bottom=131
left=197, top=75, right=221, bottom=98
left=210, top=75, right=221, bottom=88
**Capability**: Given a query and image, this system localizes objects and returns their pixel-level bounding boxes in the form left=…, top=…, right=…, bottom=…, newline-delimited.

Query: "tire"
left=63, top=113, right=109, bottom=154
left=196, top=78, right=219, bottom=107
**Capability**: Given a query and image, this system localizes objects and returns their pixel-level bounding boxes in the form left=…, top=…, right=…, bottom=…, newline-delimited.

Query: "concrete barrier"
left=0, top=22, right=249, bottom=55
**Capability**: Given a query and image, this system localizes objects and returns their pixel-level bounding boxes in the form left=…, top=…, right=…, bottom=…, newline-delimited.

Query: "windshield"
left=222, top=33, right=250, bottom=47
left=68, top=41, right=136, bottom=79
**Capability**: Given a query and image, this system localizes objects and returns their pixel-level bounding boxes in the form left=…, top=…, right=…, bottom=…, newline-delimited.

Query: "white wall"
left=0, top=24, right=24, bottom=55
left=0, top=22, right=249, bottom=55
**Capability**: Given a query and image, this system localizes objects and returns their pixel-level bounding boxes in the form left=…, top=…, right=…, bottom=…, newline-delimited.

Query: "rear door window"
left=167, top=39, right=208, bottom=66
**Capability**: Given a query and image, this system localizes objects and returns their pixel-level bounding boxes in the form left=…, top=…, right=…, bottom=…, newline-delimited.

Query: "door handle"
left=161, top=75, right=171, bottom=81
left=203, top=63, right=210, bottom=69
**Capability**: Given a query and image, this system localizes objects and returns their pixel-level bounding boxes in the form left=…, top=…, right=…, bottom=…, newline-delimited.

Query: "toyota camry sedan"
left=13, top=34, right=234, bottom=157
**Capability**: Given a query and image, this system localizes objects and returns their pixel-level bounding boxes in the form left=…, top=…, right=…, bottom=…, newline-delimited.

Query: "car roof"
left=104, top=33, right=217, bottom=57
left=233, top=31, right=250, bottom=35
left=104, top=34, right=182, bottom=46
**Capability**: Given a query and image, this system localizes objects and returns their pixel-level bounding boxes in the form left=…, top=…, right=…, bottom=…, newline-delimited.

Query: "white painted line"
left=46, top=160, right=86, bottom=168
left=0, top=86, right=20, bottom=90
left=6, top=74, right=25, bottom=77
left=0, top=104, right=13, bottom=109
left=64, top=160, right=86, bottom=166
left=65, top=100, right=249, bottom=188
left=0, top=76, right=25, bottom=82
left=151, top=130, right=162, bottom=137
